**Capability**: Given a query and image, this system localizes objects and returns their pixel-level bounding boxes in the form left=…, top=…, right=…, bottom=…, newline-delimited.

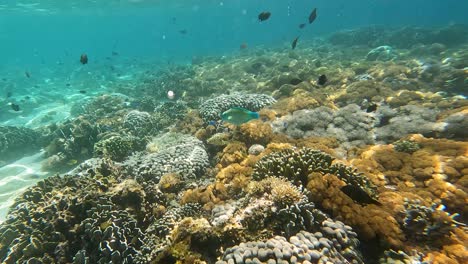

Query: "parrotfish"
left=221, top=107, right=259, bottom=125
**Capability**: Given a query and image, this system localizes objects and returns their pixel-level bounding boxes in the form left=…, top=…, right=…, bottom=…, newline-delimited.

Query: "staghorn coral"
left=199, top=93, right=276, bottom=122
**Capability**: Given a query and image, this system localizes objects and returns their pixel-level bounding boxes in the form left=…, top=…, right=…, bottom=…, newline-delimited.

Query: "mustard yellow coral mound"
left=351, top=135, right=468, bottom=214
left=238, top=120, right=273, bottom=146
left=306, top=173, right=405, bottom=247
left=217, top=142, right=248, bottom=168
left=180, top=183, right=228, bottom=211
left=216, top=163, right=252, bottom=194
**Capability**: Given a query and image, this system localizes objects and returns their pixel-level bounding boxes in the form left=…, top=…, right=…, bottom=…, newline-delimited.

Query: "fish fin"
left=250, top=111, right=260, bottom=119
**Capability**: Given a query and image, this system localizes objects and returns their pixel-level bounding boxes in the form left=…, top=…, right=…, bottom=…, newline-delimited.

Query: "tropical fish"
left=317, top=74, right=327, bottom=85
left=258, top=12, right=271, bottom=22
left=25, top=71, right=31, bottom=78
left=221, top=107, right=259, bottom=125
left=366, top=103, right=378, bottom=113
left=291, top=36, right=300, bottom=49
left=309, top=8, right=317, bottom=24
left=341, top=185, right=381, bottom=205
left=299, top=23, right=306, bottom=29
left=9, top=103, right=20, bottom=111
left=79, top=90, right=87, bottom=94
left=80, top=54, right=88, bottom=64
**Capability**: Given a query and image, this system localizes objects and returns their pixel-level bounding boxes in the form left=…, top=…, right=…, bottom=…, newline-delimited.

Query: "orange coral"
left=180, top=183, right=228, bottom=211
left=306, top=173, right=405, bottom=247
left=217, top=142, right=248, bottom=168
left=237, top=120, right=273, bottom=146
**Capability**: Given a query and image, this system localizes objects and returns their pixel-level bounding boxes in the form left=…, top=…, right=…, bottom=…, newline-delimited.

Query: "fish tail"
left=250, top=112, right=260, bottom=119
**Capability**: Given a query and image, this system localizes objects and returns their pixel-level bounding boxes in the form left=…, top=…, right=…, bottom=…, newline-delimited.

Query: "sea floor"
left=0, top=25, right=467, bottom=263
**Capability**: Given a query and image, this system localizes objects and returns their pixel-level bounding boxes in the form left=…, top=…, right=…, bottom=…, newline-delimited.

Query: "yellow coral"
left=306, top=173, right=405, bottom=247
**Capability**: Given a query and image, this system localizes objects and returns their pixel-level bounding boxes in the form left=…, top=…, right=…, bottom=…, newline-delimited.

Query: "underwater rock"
left=199, top=93, right=276, bottom=122
left=366, top=46, right=398, bottom=61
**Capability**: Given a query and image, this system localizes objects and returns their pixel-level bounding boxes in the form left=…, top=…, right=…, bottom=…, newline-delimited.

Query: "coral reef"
left=216, top=228, right=362, bottom=264
left=0, top=126, right=41, bottom=166
left=124, top=134, right=209, bottom=184
left=94, top=134, right=146, bottom=161
left=393, top=139, right=421, bottom=153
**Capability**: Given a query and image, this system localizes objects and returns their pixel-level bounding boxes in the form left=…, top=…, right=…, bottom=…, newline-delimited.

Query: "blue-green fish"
left=221, top=107, right=259, bottom=125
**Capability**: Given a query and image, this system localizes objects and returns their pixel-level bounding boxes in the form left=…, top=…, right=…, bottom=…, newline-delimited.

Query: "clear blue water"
left=1, top=0, right=467, bottom=66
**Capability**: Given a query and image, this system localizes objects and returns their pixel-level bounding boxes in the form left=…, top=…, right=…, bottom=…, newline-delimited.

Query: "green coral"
left=94, top=135, right=146, bottom=161
left=393, top=140, right=421, bottom=153
left=253, top=147, right=379, bottom=202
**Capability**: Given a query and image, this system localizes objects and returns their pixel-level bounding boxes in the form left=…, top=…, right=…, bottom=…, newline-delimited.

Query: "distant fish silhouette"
left=25, top=71, right=31, bottom=78
left=9, top=103, right=20, bottom=112
left=258, top=11, right=271, bottom=22
left=112, top=51, right=119, bottom=56
left=179, top=29, right=187, bottom=34
left=6, top=91, right=12, bottom=98
left=79, top=90, right=87, bottom=94
left=317, top=74, right=327, bottom=85
left=309, top=8, right=317, bottom=24
left=366, top=103, right=378, bottom=113
left=240, top=43, right=248, bottom=50
left=291, top=36, right=300, bottom=49
left=299, top=23, right=306, bottom=29
left=80, top=54, right=88, bottom=64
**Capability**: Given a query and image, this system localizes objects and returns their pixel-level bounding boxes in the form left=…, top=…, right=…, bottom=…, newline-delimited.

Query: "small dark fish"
left=317, top=74, right=327, bottom=85
left=366, top=103, right=378, bottom=113
left=208, top=120, right=217, bottom=126
left=2, top=78, right=7, bottom=81
left=25, top=71, right=31, bottom=78
left=299, top=23, right=306, bottom=29
left=290, top=78, right=303, bottom=85
left=309, top=8, right=317, bottom=24
left=179, top=29, right=187, bottom=34
left=66, top=83, right=71, bottom=87
left=6, top=91, right=12, bottom=98
left=341, top=185, right=381, bottom=205
left=258, top=11, right=271, bottom=22
left=79, top=90, right=86, bottom=94
left=240, top=43, right=248, bottom=50
left=10, top=103, right=20, bottom=112
left=112, top=51, right=119, bottom=56
left=24, top=96, right=31, bottom=100
left=80, top=54, right=88, bottom=64
left=291, top=36, right=300, bottom=49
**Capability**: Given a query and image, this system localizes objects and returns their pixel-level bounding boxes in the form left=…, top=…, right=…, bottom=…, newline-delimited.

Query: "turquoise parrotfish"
left=221, top=107, right=259, bottom=125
